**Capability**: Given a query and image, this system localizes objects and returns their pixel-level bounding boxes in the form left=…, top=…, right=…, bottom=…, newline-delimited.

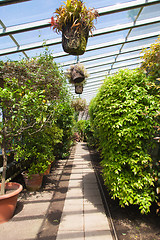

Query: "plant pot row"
left=0, top=163, right=52, bottom=224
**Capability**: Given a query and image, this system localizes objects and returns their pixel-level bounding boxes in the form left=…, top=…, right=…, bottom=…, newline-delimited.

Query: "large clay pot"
left=22, top=172, right=43, bottom=191
left=0, top=182, right=23, bottom=224
left=43, top=164, right=51, bottom=175
left=62, top=22, right=89, bottom=55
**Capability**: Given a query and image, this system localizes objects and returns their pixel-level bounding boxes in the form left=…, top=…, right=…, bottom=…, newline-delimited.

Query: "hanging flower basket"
left=66, top=63, right=89, bottom=84
left=62, top=21, right=89, bottom=55
left=75, top=84, right=83, bottom=94
left=72, top=66, right=85, bottom=83
left=50, top=0, right=98, bottom=56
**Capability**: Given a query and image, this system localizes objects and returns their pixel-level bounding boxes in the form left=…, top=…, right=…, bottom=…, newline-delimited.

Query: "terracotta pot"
left=75, top=84, right=83, bottom=94
left=22, top=172, right=43, bottom=191
left=0, top=182, right=23, bottom=224
left=62, top=22, right=89, bottom=55
left=44, top=164, right=51, bottom=175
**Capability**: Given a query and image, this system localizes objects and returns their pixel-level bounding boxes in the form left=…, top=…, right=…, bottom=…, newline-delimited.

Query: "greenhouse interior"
left=0, top=0, right=160, bottom=239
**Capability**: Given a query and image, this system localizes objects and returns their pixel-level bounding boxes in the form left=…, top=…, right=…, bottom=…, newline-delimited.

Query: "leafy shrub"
left=89, top=68, right=160, bottom=214
left=83, top=120, right=96, bottom=147
left=140, top=36, right=160, bottom=214
left=76, top=120, right=86, bottom=141
left=55, top=99, right=74, bottom=159
left=141, top=36, right=160, bottom=81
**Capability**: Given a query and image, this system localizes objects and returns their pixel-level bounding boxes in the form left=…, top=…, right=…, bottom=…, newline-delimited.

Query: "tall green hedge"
left=89, top=69, right=160, bottom=214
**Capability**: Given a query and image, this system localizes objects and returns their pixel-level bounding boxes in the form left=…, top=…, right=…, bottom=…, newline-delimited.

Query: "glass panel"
left=88, top=65, right=109, bottom=74
left=113, top=58, right=141, bottom=69
left=84, top=56, right=115, bottom=68
left=0, top=0, right=60, bottom=26
left=116, top=50, right=142, bottom=62
left=95, top=11, right=132, bottom=30
left=122, top=36, right=158, bottom=51
left=0, top=52, right=24, bottom=61
left=80, top=44, right=122, bottom=59
left=13, top=28, right=59, bottom=45
left=129, top=23, right=160, bottom=38
left=86, top=0, right=135, bottom=8
left=110, top=63, right=140, bottom=74
left=88, top=30, right=128, bottom=46
left=138, top=4, right=160, bottom=20
left=0, top=35, right=17, bottom=49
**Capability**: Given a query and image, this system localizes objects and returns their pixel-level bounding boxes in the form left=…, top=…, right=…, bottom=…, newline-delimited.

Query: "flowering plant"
left=50, top=0, right=99, bottom=34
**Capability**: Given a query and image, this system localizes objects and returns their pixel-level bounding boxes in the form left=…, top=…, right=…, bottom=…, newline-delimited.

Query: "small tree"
left=0, top=77, right=49, bottom=194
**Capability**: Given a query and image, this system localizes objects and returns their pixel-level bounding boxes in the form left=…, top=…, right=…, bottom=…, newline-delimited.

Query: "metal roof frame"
left=0, top=0, right=160, bottom=103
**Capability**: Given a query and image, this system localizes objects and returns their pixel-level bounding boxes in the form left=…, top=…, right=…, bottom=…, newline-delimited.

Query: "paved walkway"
left=56, top=142, right=113, bottom=240
left=0, top=142, right=113, bottom=240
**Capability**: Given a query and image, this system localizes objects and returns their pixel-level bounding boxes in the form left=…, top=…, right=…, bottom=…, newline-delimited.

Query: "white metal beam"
left=0, top=0, right=158, bottom=37
left=98, top=0, right=159, bottom=16
left=0, top=30, right=159, bottom=57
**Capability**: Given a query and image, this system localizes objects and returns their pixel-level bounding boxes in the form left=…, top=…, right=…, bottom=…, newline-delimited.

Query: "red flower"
left=49, top=16, right=59, bottom=31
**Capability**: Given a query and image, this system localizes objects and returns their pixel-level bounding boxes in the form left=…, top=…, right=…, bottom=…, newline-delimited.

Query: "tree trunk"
left=0, top=110, right=7, bottom=196
left=0, top=136, right=7, bottom=195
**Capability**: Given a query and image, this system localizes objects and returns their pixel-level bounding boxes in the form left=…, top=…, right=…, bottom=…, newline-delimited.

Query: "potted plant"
left=17, top=126, right=55, bottom=191
left=50, top=0, right=99, bottom=55
left=66, top=62, right=89, bottom=94
left=22, top=158, right=52, bottom=191
left=0, top=82, right=23, bottom=223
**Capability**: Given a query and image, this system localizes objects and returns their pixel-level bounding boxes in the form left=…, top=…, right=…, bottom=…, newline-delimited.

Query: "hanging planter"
left=66, top=63, right=89, bottom=94
left=75, top=84, right=83, bottom=94
left=62, top=21, right=89, bottom=55
left=50, top=0, right=98, bottom=56
left=66, top=63, right=89, bottom=84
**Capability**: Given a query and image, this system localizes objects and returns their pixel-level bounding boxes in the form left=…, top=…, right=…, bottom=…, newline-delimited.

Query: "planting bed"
left=90, top=149, right=160, bottom=240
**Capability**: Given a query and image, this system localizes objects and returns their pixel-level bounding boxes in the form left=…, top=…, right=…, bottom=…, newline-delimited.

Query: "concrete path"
left=56, top=142, right=113, bottom=240
left=0, top=142, right=113, bottom=240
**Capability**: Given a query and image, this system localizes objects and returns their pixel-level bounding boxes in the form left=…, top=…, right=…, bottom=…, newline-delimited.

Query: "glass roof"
left=0, top=0, right=160, bottom=104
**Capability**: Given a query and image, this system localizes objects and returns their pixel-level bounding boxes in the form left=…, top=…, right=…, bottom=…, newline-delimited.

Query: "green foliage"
left=55, top=99, right=75, bottom=159
left=50, top=0, right=99, bottom=34
left=141, top=36, right=160, bottom=81
left=76, top=120, right=86, bottom=141
left=82, top=119, right=96, bottom=147
left=14, top=124, right=63, bottom=176
left=89, top=68, right=160, bottom=214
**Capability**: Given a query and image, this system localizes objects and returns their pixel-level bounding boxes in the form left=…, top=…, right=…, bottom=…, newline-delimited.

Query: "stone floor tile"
left=84, top=194, right=103, bottom=205
left=85, top=230, right=113, bottom=240
left=58, top=213, right=84, bottom=232
left=56, top=231, right=84, bottom=240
